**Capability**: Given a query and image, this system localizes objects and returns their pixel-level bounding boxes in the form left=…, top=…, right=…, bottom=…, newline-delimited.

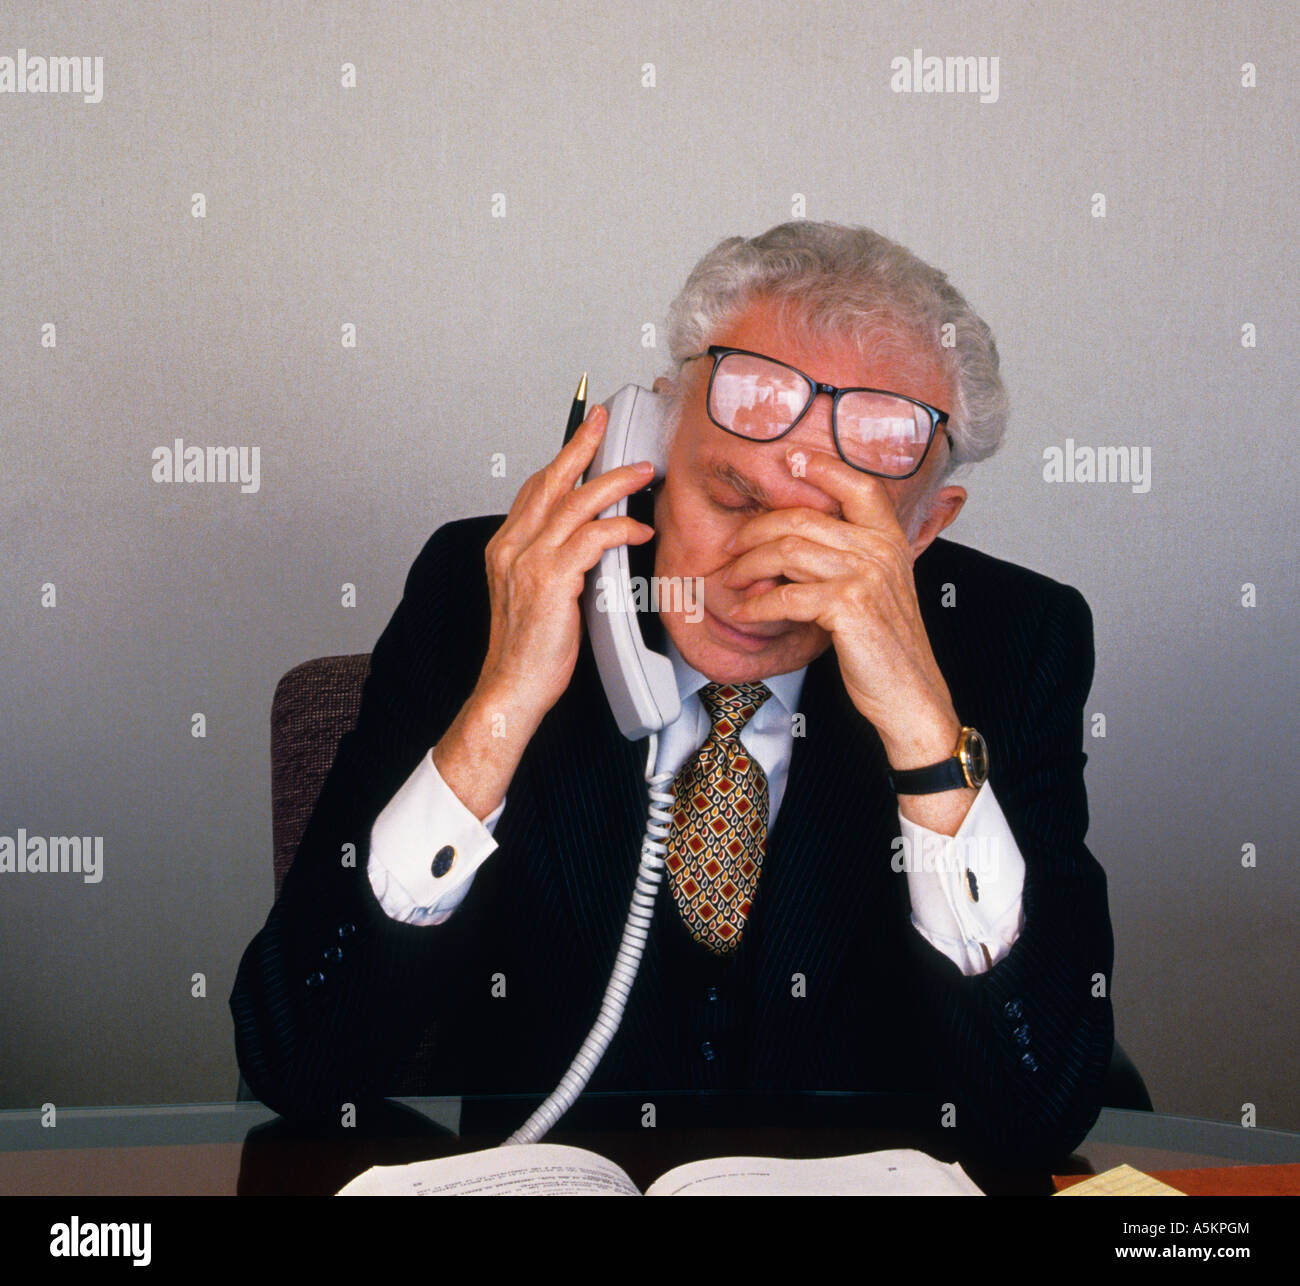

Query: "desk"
left=1, top=1095, right=1296, bottom=1196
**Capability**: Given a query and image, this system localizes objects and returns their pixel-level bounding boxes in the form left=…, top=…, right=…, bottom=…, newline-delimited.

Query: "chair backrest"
left=249, top=651, right=440, bottom=1099
left=270, top=653, right=371, bottom=899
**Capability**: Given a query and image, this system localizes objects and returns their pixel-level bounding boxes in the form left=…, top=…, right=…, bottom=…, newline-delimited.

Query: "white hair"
left=661, top=221, right=1009, bottom=474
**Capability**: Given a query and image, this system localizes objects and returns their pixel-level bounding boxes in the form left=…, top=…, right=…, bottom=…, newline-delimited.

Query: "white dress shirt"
left=367, top=644, right=1025, bottom=975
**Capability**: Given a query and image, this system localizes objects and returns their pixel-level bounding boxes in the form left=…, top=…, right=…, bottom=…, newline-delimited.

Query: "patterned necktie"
left=666, top=682, right=772, bottom=955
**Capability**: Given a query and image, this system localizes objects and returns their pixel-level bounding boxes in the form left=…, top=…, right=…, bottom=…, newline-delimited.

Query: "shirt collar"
left=666, top=635, right=806, bottom=716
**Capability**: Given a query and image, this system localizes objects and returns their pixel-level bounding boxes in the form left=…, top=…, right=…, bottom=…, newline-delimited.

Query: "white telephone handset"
left=581, top=384, right=681, bottom=739
left=505, top=382, right=679, bottom=1146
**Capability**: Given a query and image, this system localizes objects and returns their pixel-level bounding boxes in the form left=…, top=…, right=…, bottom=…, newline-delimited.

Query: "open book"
left=337, top=1142, right=982, bottom=1196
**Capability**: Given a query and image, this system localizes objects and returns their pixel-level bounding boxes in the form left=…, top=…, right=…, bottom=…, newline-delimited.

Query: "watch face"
left=961, top=728, right=989, bottom=787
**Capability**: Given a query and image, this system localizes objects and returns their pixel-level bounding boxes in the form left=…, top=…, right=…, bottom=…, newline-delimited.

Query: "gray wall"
left=2, top=1, right=1296, bottom=1130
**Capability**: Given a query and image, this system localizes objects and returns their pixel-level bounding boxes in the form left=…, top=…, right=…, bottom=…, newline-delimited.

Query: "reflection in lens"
left=838, top=394, right=930, bottom=476
left=711, top=352, right=810, bottom=441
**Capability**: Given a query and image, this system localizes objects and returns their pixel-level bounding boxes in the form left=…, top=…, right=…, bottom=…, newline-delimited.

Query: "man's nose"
left=787, top=392, right=839, bottom=457
left=767, top=393, right=842, bottom=511
left=801, top=390, right=835, bottom=436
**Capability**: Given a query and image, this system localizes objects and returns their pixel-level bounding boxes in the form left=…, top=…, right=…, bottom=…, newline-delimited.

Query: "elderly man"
left=231, top=221, right=1113, bottom=1166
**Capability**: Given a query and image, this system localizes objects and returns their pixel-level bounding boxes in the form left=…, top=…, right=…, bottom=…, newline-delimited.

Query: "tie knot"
left=700, top=682, right=771, bottom=739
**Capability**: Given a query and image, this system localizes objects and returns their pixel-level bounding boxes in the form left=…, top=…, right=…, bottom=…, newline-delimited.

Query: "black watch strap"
left=887, top=727, right=988, bottom=795
left=887, top=757, right=968, bottom=795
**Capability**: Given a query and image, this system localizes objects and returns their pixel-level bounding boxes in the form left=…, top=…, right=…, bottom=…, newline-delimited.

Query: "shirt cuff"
left=895, top=781, right=1025, bottom=975
left=367, top=750, right=504, bottom=926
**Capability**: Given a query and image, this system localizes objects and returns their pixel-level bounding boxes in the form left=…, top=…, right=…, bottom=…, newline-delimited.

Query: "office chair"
left=237, top=653, right=439, bottom=1100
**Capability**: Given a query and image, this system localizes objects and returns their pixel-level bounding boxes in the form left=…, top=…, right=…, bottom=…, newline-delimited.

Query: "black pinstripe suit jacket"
left=231, top=515, right=1114, bottom=1165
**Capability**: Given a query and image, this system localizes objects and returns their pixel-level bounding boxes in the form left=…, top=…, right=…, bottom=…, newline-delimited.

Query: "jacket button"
left=305, top=971, right=326, bottom=989
left=337, top=922, right=356, bottom=939
left=1003, top=998, right=1024, bottom=1020
left=323, top=946, right=343, bottom=963
left=431, top=846, right=456, bottom=878
left=1020, top=1050, right=1039, bottom=1072
left=705, top=986, right=719, bottom=1002
left=700, top=1041, right=715, bottom=1062
left=1013, top=1022, right=1031, bottom=1047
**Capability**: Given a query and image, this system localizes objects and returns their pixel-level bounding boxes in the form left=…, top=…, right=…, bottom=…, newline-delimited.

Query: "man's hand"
left=721, top=446, right=974, bottom=832
left=432, top=405, right=655, bottom=818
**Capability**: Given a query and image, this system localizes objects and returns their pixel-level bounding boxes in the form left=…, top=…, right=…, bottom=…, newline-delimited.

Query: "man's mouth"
left=704, top=607, right=786, bottom=652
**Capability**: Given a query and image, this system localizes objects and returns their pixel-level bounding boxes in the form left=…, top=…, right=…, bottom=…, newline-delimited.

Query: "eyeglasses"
left=682, top=345, right=953, bottom=480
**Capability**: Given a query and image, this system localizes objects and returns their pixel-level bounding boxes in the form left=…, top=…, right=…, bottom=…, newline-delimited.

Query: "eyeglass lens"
left=709, top=350, right=935, bottom=477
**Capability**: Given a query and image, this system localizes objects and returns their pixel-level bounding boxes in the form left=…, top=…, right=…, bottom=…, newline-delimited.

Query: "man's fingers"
left=536, top=461, right=656, bottom=549
left=552, top=402, right=609, bottom=480
left=722, top=535, right=874, bottom=590
left=500, top=405, right=652, bottom=553
left=558, top=515, right=655, bottom=575
left=505, top=404, right=609, bottom=531
left=783, top=447, right=901, bottom=530
left=727, top=579, right=835, bottom=627
left=725, top=504, right=903, bottom=561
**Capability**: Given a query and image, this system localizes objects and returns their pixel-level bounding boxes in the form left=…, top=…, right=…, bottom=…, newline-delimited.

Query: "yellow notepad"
left=1056, top=1164, right=1186, bottom=1196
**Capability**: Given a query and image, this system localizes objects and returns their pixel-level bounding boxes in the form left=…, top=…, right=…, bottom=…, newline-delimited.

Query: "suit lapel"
left=527, top=639, right=674, bottom=1069
left=748, top=648, right=904, bottom=1075
left=531, top=640, right=648, bottom=951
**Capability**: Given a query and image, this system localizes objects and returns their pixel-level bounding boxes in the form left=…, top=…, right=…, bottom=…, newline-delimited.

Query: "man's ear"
left=908, top=485, right=966, bottom=560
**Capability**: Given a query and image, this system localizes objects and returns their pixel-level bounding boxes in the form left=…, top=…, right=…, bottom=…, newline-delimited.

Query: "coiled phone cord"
left=504, top=733, right=673, bottom=1145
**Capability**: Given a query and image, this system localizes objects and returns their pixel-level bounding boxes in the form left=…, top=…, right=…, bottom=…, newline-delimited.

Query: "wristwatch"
left=887, top=726, right=989, bottom=795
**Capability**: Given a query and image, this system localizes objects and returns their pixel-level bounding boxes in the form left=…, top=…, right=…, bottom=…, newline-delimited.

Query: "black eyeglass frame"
left=683, top=345, right=954, bottom=480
